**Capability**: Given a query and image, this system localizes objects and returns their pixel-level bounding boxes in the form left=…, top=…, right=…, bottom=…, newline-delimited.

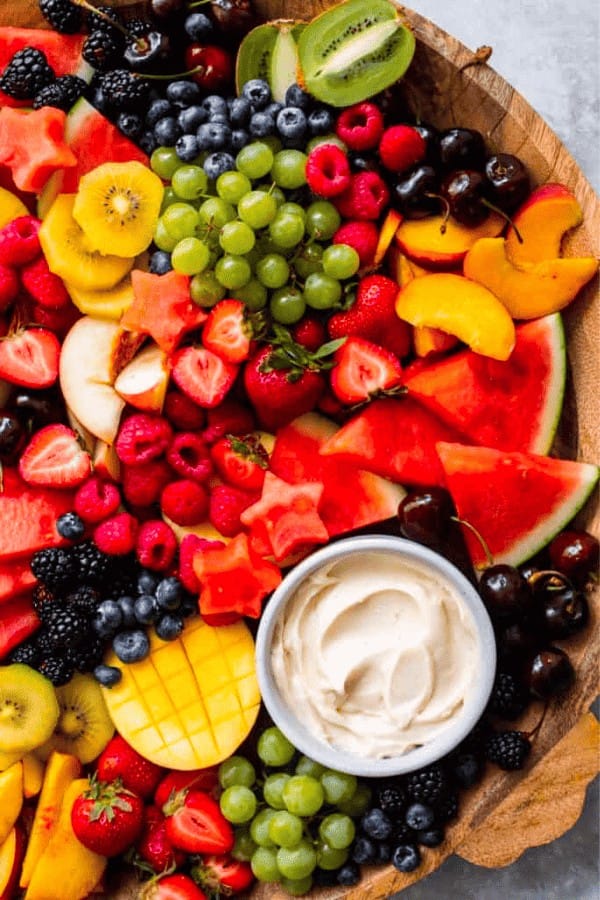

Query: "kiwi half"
left=297, top=0, right=416, bottom=107
left=0, top=664, right=60, bottom=755
left=35, top=673, right=114, bottom=765
left=236, top=20, right=306, bottom=102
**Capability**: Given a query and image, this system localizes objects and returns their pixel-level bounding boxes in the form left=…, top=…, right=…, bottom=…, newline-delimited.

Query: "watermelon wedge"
left=0, top=558, right=37, bottom=605
left=269, top=412, right=406, bottom=536
left=436, top=442, right=599, bottom=568
left=404, top=314, right=566, bottom=454
left=0, top=467, right=75, bottom=562
left=0, top=27, right=89, bottom=108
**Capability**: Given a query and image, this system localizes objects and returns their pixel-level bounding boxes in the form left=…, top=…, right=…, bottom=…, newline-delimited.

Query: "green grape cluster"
left=217, top=727, right=371, bottom=896
left=150, top=142, right=361, bottom=326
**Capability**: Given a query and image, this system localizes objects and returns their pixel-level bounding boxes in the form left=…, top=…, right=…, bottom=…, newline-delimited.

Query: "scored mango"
left=101, top=616, right=260, bottom=770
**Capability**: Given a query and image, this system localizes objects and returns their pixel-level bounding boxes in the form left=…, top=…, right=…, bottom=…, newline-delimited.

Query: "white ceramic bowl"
left=256, top=535, right=496, bottom=777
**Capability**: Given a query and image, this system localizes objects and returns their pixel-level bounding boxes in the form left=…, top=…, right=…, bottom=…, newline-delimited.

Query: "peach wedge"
left=464, top=237, right=599, bottom=319
left=505, top=183, right=584, bottom=266
left=395, top=272, right=515, bottom=360
left=395, top=211, right=505, bottom=267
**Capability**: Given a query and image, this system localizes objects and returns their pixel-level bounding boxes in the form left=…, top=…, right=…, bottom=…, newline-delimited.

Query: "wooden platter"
left=1, top=1, right=598, bottom=897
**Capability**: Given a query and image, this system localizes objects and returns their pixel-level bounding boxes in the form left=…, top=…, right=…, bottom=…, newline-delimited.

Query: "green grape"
left=270, top=287, right=306, bottom=324
left=322, top=243, right=360, bottom=279
left=171, top=164, right=208, bottom=201
left=316, top=841, right=350, bottom=870
left=215, top=254, right=252, bottom=290
left=293, top=243, right=324, bottom=279
left=295, top=756, right=326, bottom=779
left=199, top=196, right=237, bottom=229
left=232, top=278, right=268, bottom=311
left=150, top=146, right=181, bottom=180
left=268, top=810, right=304, bottom=848
left=162, top=202, right=199, bottom=241
left=216, top=170, right=252, bottom=204
left=171, top=237, right=211, bottom=275
left=320, top=770, right=357, bottom=806
left=250, top=808, right=278, bottom=848
left=337, top=783, right=372, bottom=817
left=257, top=183, right=286, bottom=207
left=219, top=755, right=257, bottom=789
left=159, top=186, right=179, bottom=214
left=279, top=875, right=313, bottom=896
left=220, top=785, right=257, bottom=824
left=282, top=775, right=324, bottom=817
left=238, top=190, right=278, bottom=229
left=257, top=726, right=296, bottom=766
left=305, top=201, right=341, bottom=240
left=190, top=270, right=227, bottom=308
left=236, top=141, right=275, bottom=180
left=256, top=254, right=290, bottom=289
left=306, top=133, right=347, bottom=153
left=303, top=272, right=342, bottom=310
left=269, top=212, right=305, bottom=249
left=251, top=846, right=280, bottom=883
left=263, top=772, right=291, bottom=810
left=262, top=135, right=283, bottom=154
left=153, top=218, right=178, bottom=253
left=219, top=219, right=256, bottom=255
left=231, top=826, right=257, bottom=862
left=318, top=813, right=356, bottom=849
left=271, top=150, right=308, bottom=190
left=276, top=840, right=317, bottom=880
left=279, top=202, right=307, bottom=222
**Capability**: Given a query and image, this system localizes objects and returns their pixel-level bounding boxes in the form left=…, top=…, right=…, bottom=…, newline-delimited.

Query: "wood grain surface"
left=1, top=1, right=598, bottom=897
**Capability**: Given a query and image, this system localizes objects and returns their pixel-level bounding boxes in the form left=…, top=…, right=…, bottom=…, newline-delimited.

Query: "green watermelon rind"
left=529, top=313, right=566, bottom=454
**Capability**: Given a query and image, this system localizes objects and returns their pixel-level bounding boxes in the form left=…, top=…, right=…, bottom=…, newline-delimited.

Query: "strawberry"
left=0, top=262, right=18, bottom=313
left=97, top=735, right=163, bottom=801
left=292, top=315, right=327, bottom=352
left=136, top=805, right=186, bottom=874
left=202, top=299, right=252, bottom=364
left=19, top=423, right=92, bottom=488
left=192, top=854, right=254, bottom=895
left=328, top=273, right=410, bottom=358
left=172, top=345, right=239, bottom=409
left=141, top=873, right=208, bottom=900
left=164, top=789, right=234, bottom=855
left=210, top=433, right=269, bottom=491
left=71, top=777, right=144, bottom=857
left=0, top=327, right=60, bottom=389
left=201, top=398, right=255, bottom=445
left=154, top=768, right=220, bottom=811
left=330, top=336, right=404, bottom=404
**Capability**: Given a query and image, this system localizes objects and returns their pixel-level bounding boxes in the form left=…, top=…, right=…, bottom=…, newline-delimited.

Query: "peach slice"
left=413, top=325, right=459, bottom=358
left=505, top=183, right=584, bottom=266
left=464, top=237, right=599, bottom=319
left=395, top=272, right=515, bottom=360
left=114, top=343, right=170, bottom=413
left=22, top=753, right=45, bottom=799
left=0, top=763, right=23, bottom=846
left=373, top=208, right=403, bottom=266
left=0, top=826, right=26, bottom=900
left=395, top=211, right=505, bottom=267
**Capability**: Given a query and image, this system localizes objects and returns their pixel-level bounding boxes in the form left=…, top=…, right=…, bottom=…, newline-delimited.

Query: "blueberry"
left=184, top=12, right=214, bottom=42
left=93, top=600, right=123, bottom=634
left=391, top=843, right=421, bottom=873
left=196, top=121, right=231, bottom=152
left=209, top=112, right=230, bottom=126
left=405, top=802, right=435, bottom=831
left=134, top=593, right=159, bottom=625
left=203, top=151, right=236, bottom=181
left=453, top=751, right=483, bottom=788
left=175, top=133, right=200, bottom=162
left=56, top=512, right=85, bottom=541
left=242, top=78, right=271, bottom=110
left=118, top=595, right=137, bottom=628
left=284, top=83, right=312, bottom=111
left=230, top=128, right=249, bottom=152
left=155, top=614, right=184, bottom=641
left=149, top=250, right=172, bottom=275
left=137, top=571, right=159, bottom=596
left=248, top=112, right=275, bottom=138
left=351, top=836, right=377, bottom=865
left=265, top=101, right=283, bottom=120
left=361, top=808, right=393, bottom=841
left=113, top=629, right=150, bottom=663
left=202, top=94, right=228, bottom=118
left=308, top=106, right=334, bottom=135
left=228, top=96, right=251, bottom=127
left=276, top=107, right=307, bottom=141
left=117, top=111, right=143, bottom=139
left=139, top=131, right=158, bottom=156
left=146, top=98, right=175, bottom=127
left=336, top=863, right=360, bottom=886
left=375, top=841, right=392, bottom=864
left=179, top=594, right=198, bottom=618
left=93, top=664, right=122, bottom=687
left=178, top=104, right=207, bottom=133
left=155, top=576, right=183, bottom=610
left=166, top=80, right=201, bottom=107
left=417, top=827, right=444, bottom=847
left=154, top=116, right=182, bottom=146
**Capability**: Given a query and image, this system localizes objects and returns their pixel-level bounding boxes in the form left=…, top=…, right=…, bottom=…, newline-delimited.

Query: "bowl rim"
left=256, top=534, right=497, bottom=777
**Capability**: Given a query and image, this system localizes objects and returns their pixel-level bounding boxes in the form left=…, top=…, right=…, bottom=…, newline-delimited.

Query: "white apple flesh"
left=114, top=343, right=170, bottom=413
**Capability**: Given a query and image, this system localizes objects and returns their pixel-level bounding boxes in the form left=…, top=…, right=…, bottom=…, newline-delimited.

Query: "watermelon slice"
left=0, top=27, right=89, bottom=108
left=269, top=412, right=406, bottom=536
left=436, top=441, right=599, bottom=568
left=0, top=558, right=37, bottom=605
left=319, top=397, right=466, bottom=487
left=0, top=467, right=75, bottom=562
left=404, top=314, right=566, bottom=454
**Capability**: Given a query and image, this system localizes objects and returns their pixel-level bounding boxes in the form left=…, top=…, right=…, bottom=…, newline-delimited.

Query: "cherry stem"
left=451, top=515, right=494, bottom=568
left=526, top=569, right=574, bottom=592
left=140, top=64, right=206, bottom=80
left=71, top=0, right=134, bottom=40
left=525, top=703, right=548, bottom=742
left=481, top=198, right=524, bottom=243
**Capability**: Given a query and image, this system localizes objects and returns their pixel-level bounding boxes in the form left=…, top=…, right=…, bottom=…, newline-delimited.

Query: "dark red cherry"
left=412, top=122, right=440, bottom=166
left=124, top=31, right=171, bottom=72
left=496, top=621, right=538, bottom=664
left=392, top=165, right=440, bottom=219
left=441, top=169, right=489, bottom=226
left=210, top=0, right=255, bottom=35
left=479, top=564, right=532, bottom=621
left=439, top=128, right=486, bottom=171
left=540, top=584, right=589, bottom=639
left=0, top=412, right=26, bottom=464
left=548, top=529, right=599, bottom=586
left=397, top=488, right=454, bottom=547
left=527, top=646, right=575, bottom=700
left=184, top=44, right=233, bottom=92
left=484, top=153, right=531, bottom=212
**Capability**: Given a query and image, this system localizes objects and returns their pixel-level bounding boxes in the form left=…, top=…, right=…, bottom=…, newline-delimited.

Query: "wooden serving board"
left=1, top=1, right=598, bottom=897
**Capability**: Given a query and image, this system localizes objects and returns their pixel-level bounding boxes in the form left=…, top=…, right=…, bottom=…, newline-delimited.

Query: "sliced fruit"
left=330, top=335, right=403, bottom=404
left=0, top=27, right=87, bottom=108
left=172, top=345, right=239, bottom=410
left=0, top=752, right=21, bottom=773
left=0, top=763, right=22, bottom=846
left=0, top=665, right=59, bottom=756
left=101, top=615, right=260, bottom=770
left=114, top=343, right=170, bottom=413
left=18, top=423, right=92, bottom=488
left=236, top=20, right=306, bottom=102
left=0, top=328, right=60, bottom=390
left=73, top=161, right=163, bottom=258
left=412, top=325, right=459, bottom=357
left=0, top=468, right=75, bottom=561
left=0, top=107, right=77, bottom=194
left=374, top=207, right=403, bottom=265
left=39, top=194, right=134, bottom=292
left=66, top=275, right=134, bottom=320
left=297, top=0, right=415, bottom=106
left=121, top=269, right=207, bottom=354
left=395, top=210, right=505, bottom=266
left=436, top=442, right=599, bottom=568
left=405, top=314, right=566, bottom=454
left=0, top=184, right=28, bottom=229
left=0, top=825, right=25, bottom=900
left=22, top=753, right=45, bottom=799
left=36, top=674, right=114, bottom=765
left=505, top=183, right=585, bottom=266
left=0, top=596, right=40, bottom=661
left=0, top=558, right=37, bottom=604
left=93, top=439, right=120, bottom=482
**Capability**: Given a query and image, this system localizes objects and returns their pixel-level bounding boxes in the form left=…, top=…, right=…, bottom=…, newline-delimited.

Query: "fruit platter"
left=0, top=0, right=597, bottom=898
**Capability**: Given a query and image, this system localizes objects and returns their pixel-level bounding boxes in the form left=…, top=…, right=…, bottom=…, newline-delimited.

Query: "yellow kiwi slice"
left=35, top=674, right=114, bottom=765
left=73, top=161, right=163, bottom=258
left=66, top=274, right=134, bottom=320
left=39, top=194, right=134, bottom=291
left=0, top=665, right=60, bottom=755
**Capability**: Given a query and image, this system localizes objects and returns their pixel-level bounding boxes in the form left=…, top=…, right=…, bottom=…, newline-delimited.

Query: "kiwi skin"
left=35, top=673, right=115, bottom=765
left=0, top=664, right=60, bottom=755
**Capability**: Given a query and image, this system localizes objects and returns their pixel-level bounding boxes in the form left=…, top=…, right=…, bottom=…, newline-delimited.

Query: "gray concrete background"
left=393, top=3, right=599, bottom=897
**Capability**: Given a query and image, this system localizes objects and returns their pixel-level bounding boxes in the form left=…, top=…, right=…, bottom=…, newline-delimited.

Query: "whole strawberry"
left=328, top=273, right=410, bottom=358
left=137, top=804, right=186, bottom=874
left=97, top=734, right=163, bottom=800
left=71, top=777, right=144, bottom=857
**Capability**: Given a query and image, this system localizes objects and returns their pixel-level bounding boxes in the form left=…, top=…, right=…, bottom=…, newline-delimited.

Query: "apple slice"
left=93, top=440, right=120, bottom=482
left=395, top=211, right=505, bottom=266
left=114, top=343, right=170, bottom=413
left=505, top=183, right=584, bottom=266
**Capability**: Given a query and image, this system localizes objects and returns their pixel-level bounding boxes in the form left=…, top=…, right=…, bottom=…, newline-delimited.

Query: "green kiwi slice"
left=297, top=0, right=416, bottom=106
left=0, top=664, right=60, bottom=754
left=35, top=673, right=114, bottom=765
left=236, top=20, right=306, bottom=102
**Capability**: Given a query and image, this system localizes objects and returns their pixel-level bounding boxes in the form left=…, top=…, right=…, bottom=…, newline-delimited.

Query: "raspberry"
left=335, top=171, right=390, bottom=220
left=121, top=459, right=172, bottom=508
left=178, top=533, right=225, bottom=594
left=201, top=399, right=255, bottom=445
left=30, top=301, right=80, bottom=336
left=336, top=102, right=384, bottom=151
left=305, top=143, right=351, bottom=198
left=74, top=476, right=121, bottom=524
left=378, top=124, right=426, bottom=173
left=116, top=413, right=173, bottom=466
left=208, top=484, right=258, bottom=538
left=0, top=263, right=19, bottom=313
left=136, top=520, right=177, bottom=572
left=160, top=479, right=209, bottom=527
left=20, top=255, right=70, bottom=310
left=0, top=217, right=41, bottom=267
left=94, top=512, right=139, bottom=556
left=0, top=48, right=55, bottom=101
left=166, top=433, right=213, bottom=483
left=333, top=220, right=379, bottom=268
left=164, top=390, right=206, bottom=431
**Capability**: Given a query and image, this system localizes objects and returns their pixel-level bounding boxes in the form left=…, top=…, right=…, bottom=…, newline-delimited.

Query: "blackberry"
left=98, top=69, right=151, bottom=113
left=86, top=5, right=124, bottom=37
left=127, top=17, right=151, bottom=38
left=376, top=784, right=407, bottom=819
left=37, top=655, right=74, bottom=686
left=73, top=540, right=114, bottom=587
left=32, top=583, right=55, bottom=617
left=68, top=637, right=105, bottom=673
left=406, top=764, right=447, bottom=804
left=489, top=671, right=530, bottom=720
left=45, top=607, right=91, bottom=650
left=485, top=730, right=531, bottom=771
left=9, top=639, right=40, bottom=667
left=102, top=559, right=139, bottom=602
left=0, top=48, right=55, bottom=101
left=33, top=74, right=87, bottom=111
left=83, top=30, right=125, bottom=72
left=39, top=0, right=83, bottom=34
left=31, top=547, right=78, bottom=591
left=66, top=585, right=101, bottom=615
left=435, top=791, right=459, bottom=823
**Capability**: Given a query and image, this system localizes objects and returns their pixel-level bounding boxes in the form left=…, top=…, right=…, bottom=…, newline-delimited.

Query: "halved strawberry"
left=330, top=336, right=403, bottom=405
left=210, top=433, right=269, bottom=491
left=0, top=327, right=59, bottom=388
left=19, top=423, right=92, bottom=488
left=172, top=345, right=238, bottom=409
left=202, top=299, right=252, bottom=364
